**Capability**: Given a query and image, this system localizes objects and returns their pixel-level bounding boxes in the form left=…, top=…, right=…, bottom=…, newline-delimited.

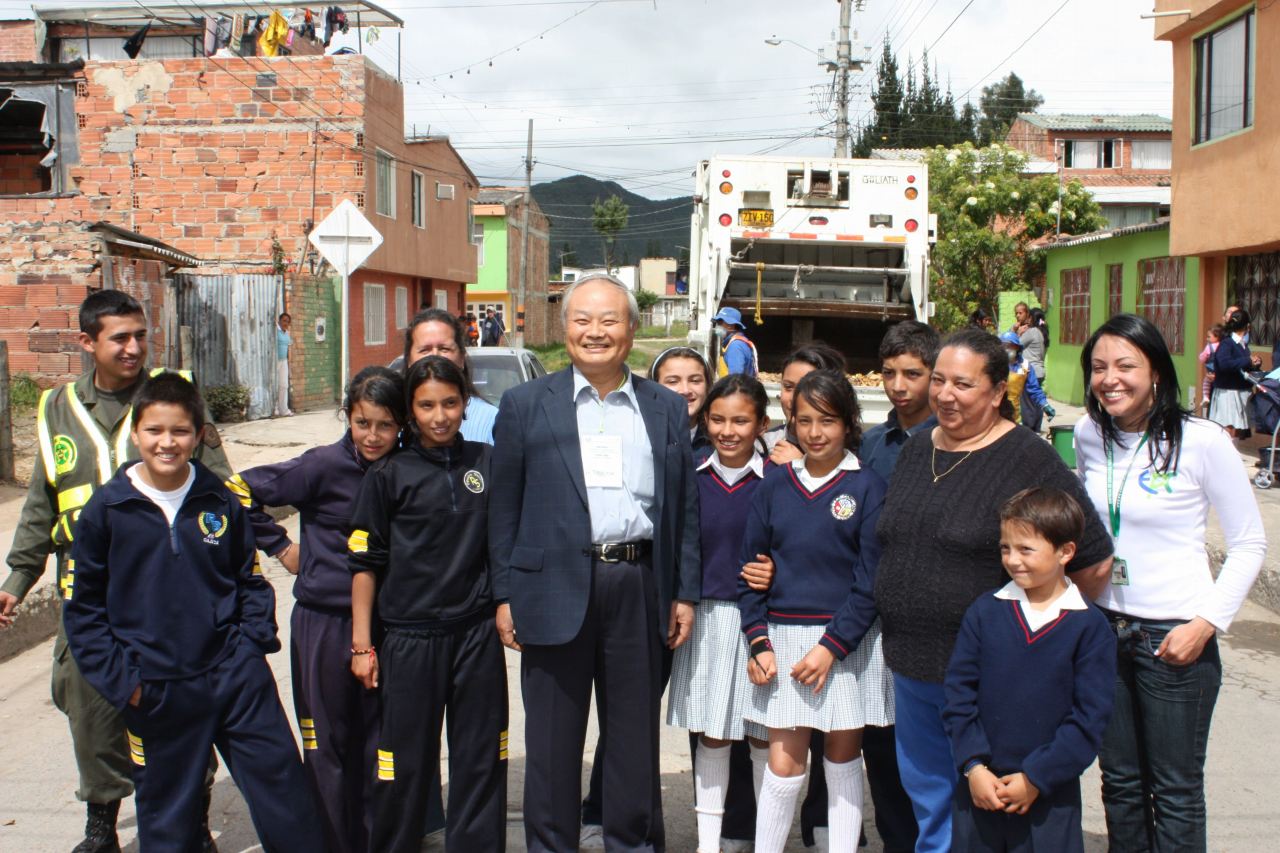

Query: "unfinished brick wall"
left=0, top=20, right=39, bottom=62
left=0, top=154, right=49, bottom=195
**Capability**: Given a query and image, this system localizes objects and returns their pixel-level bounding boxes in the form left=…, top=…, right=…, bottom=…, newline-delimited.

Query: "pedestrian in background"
left=999, top=332, right=1055, bottom=430
left=1198, top=324, right=1223, bottom=416
left=1209, top=309, right=1258, bottom=440
left=0, top=290, right=230, bottom=852
left=276, top=312, right=294, bottom=417
left=1074, top=313, right=1266, bottom=852
left=349, top=356, right=508, bottom=853
left=64, top=373, right=323, bottom=852
left=228, top=366, right=406, bottom=853
left=489, top=273, right=700, bottom=852
left=943, top=487, right=1116, bottom=853
left=713, top=306, right=759, bottom=377
left=481, top=307, right=506, bottom=346
left=873, top=329, right=1112, bottom=853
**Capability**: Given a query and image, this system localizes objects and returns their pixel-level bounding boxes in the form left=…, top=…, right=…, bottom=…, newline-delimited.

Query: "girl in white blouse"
left=1074, top=313, right=1266, bottom=852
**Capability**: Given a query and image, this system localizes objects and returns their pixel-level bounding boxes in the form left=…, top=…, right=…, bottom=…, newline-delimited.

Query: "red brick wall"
left=0, top=154, right=49, bottom=195
left=0, top=20, right=39, bottom=62
left=348, top=268, right=415, bottom=376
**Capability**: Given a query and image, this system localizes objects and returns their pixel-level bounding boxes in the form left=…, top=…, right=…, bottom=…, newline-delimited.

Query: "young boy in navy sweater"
left=943, top=487, right=1116, bottom=853
left=64, top=373, right=323, bottom=853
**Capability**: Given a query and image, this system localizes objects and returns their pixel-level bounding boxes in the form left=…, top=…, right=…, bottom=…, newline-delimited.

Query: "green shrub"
left=9, top=373, right=40, bottom=411
left=204, top=384, right=249, bottom=423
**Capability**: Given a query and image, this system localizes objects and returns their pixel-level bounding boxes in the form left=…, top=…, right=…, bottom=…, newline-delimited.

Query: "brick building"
left=464, top=187, right=552, bottom=345
left=0, top=3, right=478, bottom=395
left=1004, top=113, right=1173, bottom=229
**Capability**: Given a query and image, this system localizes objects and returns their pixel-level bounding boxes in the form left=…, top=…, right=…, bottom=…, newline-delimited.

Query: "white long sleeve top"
left=1074, top=415, right=1266, bottom=630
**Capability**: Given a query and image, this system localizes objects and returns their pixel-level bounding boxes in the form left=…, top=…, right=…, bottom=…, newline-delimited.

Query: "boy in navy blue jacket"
left=943, top=487, right=1116, bottom=853
left=64, top=373, right=323, bottom=853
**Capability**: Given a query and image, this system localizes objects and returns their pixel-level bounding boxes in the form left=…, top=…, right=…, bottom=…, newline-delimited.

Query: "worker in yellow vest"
left=713, top=307, right=759, bottom=378
left=0, top=290, right=231, bottom=853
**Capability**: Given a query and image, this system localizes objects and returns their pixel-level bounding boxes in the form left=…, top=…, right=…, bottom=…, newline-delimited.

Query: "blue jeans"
left=892, top=673, right=954, bottom=853
left=1099, top=611, right=1222, bottom=852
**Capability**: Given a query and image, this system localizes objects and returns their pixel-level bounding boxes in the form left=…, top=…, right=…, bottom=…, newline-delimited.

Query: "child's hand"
left=791, top=645, right=836, bottom=694
left=748, top=650, right=776, bottom=685
left=967, top=765, right=1005, bottom=811
left=741, top=554, right=775, bottom=591
left=351, top=651, right=379, bottom=690
left=128, top=685, right=143, bottom=708
left=769, top=439, right=802, bottom=466
left=997, top=772, right=1039, bottom=814
left=277, top=543, right=300, bottom=574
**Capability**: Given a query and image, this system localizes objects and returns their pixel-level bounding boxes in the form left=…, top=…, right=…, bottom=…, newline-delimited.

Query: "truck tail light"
left=905, top=219, right=919, bottom=233
left=719, top=181, right=733, bottom=194
left=722, top=169, right=732, bottom=178
left=907, top=174, right=916, bottom=184
left=719, top=213, right=732, bottom=226
left=808, top=216, right=829, bottom=225
left=904, top=187, right=918, bottom=200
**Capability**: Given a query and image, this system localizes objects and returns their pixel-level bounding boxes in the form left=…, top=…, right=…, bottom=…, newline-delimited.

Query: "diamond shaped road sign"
left=308, top=199, right=383, bottom=277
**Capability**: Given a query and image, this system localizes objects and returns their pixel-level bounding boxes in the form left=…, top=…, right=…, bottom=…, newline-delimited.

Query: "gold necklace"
left=930, top=422, right=998, bottom=483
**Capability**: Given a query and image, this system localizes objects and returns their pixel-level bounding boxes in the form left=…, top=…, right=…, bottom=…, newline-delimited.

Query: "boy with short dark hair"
left=64, top=373, right=323, bottom=852
left=860, top=320, right=940, bottom=480
left=943, top=487, right=1116, bottom=853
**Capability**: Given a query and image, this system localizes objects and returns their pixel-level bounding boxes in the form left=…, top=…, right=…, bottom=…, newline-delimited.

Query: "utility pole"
left=834, top=0, right=853, bottom=157
left=517, top=119, right=533, bottom=346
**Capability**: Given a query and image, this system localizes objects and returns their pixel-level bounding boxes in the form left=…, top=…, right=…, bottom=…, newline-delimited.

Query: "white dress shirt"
left=993, top=577, right=1088, bottom=632
left=697, top=449, right=766, bottom=486
left=573, top=366, right=656, bottom=544
left=791, top=449, right=860, bottom=491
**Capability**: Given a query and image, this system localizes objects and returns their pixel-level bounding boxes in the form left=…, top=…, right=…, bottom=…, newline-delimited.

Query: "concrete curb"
left=0, top=582, right=60, bottom=664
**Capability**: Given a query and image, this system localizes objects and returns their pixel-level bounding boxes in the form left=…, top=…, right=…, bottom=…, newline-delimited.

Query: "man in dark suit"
left=490, top=273, right=700, bottom=853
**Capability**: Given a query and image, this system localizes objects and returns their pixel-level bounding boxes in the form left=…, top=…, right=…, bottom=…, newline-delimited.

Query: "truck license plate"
left=738, top=209, right=774, bottom=227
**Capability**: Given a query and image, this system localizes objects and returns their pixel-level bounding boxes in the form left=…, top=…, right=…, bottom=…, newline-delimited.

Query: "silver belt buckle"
left=598, top=543, right=623, bottom=563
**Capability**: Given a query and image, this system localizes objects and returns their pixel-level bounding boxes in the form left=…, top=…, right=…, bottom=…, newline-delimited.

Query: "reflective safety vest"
left=36, top=368, right=195, bottom=558
left=718, top=332, right=759, bottom=378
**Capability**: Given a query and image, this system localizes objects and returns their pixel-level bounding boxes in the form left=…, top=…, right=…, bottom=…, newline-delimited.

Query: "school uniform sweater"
left=347, top=438, right=493, bottom=627
left=942, top=591, right=1116, bottom=796
left=231, top=430, right=371, bottom=610
left=697, top=457, right=767, bottom=601
left=738, top=461, right=887, bottom=660
left=1211, top=335, right=1253, bottom=390
left=64, top=460, right=277, bottom=711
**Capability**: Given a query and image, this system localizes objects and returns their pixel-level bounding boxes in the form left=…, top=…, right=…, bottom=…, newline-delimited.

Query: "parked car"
left=387, top=346, right=548, bottom=407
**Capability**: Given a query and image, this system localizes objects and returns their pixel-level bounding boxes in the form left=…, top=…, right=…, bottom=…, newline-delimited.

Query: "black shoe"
left=201, top=792, right=218, bottom=852
left=71, top=800, right=121, bottom=853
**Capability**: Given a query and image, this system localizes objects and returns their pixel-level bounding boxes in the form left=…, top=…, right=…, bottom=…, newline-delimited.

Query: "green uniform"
left=2, top=369, right=231, bottom=804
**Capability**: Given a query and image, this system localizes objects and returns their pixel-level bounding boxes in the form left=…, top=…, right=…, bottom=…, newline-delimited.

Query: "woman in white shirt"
left=1074, top=313, right=1266, bottom=852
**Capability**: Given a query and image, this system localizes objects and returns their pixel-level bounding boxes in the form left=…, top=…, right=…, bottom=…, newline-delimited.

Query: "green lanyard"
left=1105, top=433, right=1149, bottom=538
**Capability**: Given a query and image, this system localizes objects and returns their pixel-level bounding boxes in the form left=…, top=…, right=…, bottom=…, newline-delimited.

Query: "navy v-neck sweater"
left=697, top=462, right=767, bottom=600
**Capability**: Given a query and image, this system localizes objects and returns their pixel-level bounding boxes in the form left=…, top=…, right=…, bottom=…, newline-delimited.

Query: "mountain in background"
left=530, top=175, right=693, bottom=269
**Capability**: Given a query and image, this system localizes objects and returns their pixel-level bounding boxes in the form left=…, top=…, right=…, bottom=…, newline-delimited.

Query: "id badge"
left=1111, top=557, right=1130, bottom=587
left=582, top=434, right=624, bottom=489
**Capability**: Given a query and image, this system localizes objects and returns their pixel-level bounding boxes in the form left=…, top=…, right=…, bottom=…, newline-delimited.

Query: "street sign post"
left=308, top=199, right=383, bottom=385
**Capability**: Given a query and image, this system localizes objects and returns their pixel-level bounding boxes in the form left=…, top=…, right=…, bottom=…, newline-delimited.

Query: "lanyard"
left=1105, top=433, right=1148, bottom=538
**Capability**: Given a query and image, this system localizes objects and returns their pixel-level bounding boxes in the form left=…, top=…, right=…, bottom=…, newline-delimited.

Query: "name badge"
left=1111, top=557, right=1130, bottom=587
left=582, top=434, right=624, bottom=489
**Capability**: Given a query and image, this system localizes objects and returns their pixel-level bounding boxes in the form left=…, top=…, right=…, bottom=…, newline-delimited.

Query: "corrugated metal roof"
left=1035, top=217, right=1170, bottom=251
left=477, top=187, right=524, bottom=204
left=1017, top=113, right=1172, bottom=133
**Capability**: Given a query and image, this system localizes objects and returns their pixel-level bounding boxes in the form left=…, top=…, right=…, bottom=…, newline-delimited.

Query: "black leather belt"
left=587, top=541, right=652, bottom=563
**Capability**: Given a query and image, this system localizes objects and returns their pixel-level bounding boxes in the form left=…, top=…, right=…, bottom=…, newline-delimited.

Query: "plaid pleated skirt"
left=743, top=620, right=894, bottom=733
left=667, top=599, right=768, bottom=741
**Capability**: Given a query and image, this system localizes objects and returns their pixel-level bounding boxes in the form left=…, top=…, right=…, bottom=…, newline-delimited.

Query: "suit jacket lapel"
left=542, top=369, right=589, bottom=508
left=634, top=376, right=667, bottom=500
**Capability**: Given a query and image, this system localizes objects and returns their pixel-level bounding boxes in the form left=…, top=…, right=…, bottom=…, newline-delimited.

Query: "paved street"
left=3, top=408, right=1280, bottom=851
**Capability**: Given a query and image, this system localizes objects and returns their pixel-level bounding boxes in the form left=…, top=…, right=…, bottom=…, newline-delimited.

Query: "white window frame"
left=394, top=286, right=408, bottom=330
left=375, top=149, right=395, bottom=219
left=1061, top=138, right=1122, bottom=169
left=435, top=290, right=449, bottom=311
left=410, top=171, right=425, bottom=228
left=1130, top=139, right=1172, bottom=170
left=364, top=283, right=387, bottom=345
left=1194, top=9, right=1255, bottom=145
left=473, top=219, right=486, bottom=267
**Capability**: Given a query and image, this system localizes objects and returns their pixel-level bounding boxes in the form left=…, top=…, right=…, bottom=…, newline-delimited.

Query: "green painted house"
left=1039, top=219, right=1203, bottom=406
left=465, top=187, right=551, bottom=339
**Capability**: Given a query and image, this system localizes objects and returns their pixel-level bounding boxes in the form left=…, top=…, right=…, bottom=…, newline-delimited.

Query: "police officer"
left=0, top=290, right=231, bottom=853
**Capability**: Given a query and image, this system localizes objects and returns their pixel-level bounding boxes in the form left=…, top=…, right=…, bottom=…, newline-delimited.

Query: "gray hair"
left=561, top=273, right=640, bottom=329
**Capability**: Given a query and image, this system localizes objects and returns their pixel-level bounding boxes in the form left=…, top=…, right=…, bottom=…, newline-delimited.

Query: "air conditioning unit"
left=436, top=183, right=455, bottom=201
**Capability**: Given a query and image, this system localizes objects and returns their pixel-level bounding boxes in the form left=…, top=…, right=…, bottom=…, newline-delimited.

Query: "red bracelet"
left=351, top=646, right=376, bottom=657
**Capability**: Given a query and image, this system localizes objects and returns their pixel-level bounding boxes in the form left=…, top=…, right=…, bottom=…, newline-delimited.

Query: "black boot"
left=201, top=792, right=219, bottom=852
left=71, top=800, right=121, bottom=853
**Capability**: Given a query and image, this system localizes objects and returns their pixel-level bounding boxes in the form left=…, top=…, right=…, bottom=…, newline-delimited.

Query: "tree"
left=853, top=35, right=904, bottom=156
left=977, top=72, right=1044, bottom=146
left=925, top=142, right=1106, bottom=330
left=854, top=41, right=975, bottom=155
left=644, top=238, right=663, bottom=258
left=591, top=195, right=629, bottom=272
left=634, top=288, right=659, bottom=311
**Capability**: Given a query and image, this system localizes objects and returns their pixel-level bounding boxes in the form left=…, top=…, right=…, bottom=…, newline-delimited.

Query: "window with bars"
left=375, top=150, right=395, bottom=218
left=1059, top=267, right=1091, bottom=345
left=1062, top=139, right=1121, bottom=169
left=1107, top=263, right=1124, bottom=317
left=1137, top=258, right=1185, bottom=354
left=1195, top=9, right=1254, bottom=144
left=1231, top=251, right=1280, bottom=347
left=364, top=283, right=386, bottom=345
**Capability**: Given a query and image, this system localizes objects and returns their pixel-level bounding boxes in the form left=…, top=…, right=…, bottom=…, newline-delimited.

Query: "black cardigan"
left=874, top=425, right=1113, bottom=684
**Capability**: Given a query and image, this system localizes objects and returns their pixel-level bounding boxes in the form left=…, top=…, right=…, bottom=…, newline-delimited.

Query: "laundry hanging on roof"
left=123, top=21, right=150, bottom=59
left=323, top=7, right=349, bottom=47
left=365, top=25, right=380, bottom=45
left=258, top=11, right=291, bottom=57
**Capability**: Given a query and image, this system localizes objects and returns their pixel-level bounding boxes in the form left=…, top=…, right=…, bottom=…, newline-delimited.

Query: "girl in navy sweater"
left=740, top=369, right=890, bottom=853
left=348, top=356, right=507, bottom=853
left=230, top=366, right=405, bottom=853
left=667, top=374, right=772, bottom=853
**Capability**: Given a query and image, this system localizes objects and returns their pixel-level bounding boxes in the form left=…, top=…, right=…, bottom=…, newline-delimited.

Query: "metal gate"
left=173, top=273, right=283, bottom=420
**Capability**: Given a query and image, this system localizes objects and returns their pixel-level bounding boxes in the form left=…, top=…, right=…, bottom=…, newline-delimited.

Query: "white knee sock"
left=754, top=765, right=805, bottom=853
left=824, top=756, right=864, bottom=853
left=749, top=742, right=770, bottom=803
left=694, top=741, right=732, bottom=853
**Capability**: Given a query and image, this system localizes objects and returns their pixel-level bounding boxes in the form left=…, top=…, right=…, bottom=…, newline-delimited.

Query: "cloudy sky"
left=8, top=0, right=1174, bottom=198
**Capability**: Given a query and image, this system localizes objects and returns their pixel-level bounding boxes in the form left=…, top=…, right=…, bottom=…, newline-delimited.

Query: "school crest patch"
left=52, top=435, right=78, bottom=475
left=198, top=512, right=229, bottom=544
left=463, top=470, right=485, bottom=494
left=830, top=494, right=856, bottom=521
